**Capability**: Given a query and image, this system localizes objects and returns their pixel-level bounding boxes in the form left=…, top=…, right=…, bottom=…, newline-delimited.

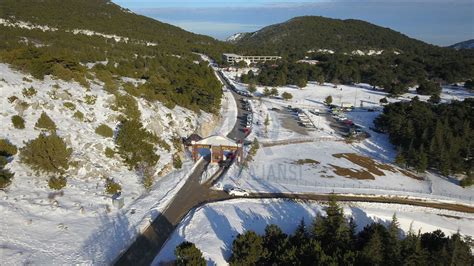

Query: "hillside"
left=0, top=0, right=232, bottom=113
left=0, top=1, right=237, bottom=263
left=231, top=16, right=435, bottom=56
left=449, top=39, right=474, bottom=50
left=233, top=16, right=474, bottom=93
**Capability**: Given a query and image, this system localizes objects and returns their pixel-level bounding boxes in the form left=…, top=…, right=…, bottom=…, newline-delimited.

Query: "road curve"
left=115, top=69, right=242, bottom=266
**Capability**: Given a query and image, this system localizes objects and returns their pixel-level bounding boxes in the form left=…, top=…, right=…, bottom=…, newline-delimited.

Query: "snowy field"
left=155, top=198, right=474, bottom=265
left=0, top=63, right=233, bottom=264
left=218, top=70, right=474, bottom=205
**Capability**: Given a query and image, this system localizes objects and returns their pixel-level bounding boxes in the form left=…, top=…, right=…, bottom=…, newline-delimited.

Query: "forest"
left=0, top=0, right=229, bottom=113
left=374, top=98, right=473, bottom=180
left=173, top=200, right=474, bottom=266
left=234, top=17, right=474, bottom=94
left=240, top=49, right=474, bottom=95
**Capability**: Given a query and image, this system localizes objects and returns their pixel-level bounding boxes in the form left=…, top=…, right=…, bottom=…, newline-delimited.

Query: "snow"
left=155, top=199, right=474, bottom=265
left=226, top=33, right=246, bottom=42
left=351, top=50, right=384, bottom=56
left=217, top=71, right=474, bottom=205
left=0, top=18, right=157, bottom=46
left=0, top=18, right=59, bottom=32
left=0, top=63, right=220, bottom=264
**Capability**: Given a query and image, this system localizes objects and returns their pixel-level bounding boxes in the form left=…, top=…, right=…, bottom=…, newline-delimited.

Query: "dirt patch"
left=399, top=169, right=424, bottom=180
left=329, top=164, right=375, bottom=180
left=333, top=153, right=423, bottom=181
left=333, top=153, right=395, bottom=176
left=294, top=159, right=320, bottom=165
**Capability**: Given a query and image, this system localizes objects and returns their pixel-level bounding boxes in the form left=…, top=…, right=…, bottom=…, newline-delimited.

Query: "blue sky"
left=113, top=0, right=474, bottom=46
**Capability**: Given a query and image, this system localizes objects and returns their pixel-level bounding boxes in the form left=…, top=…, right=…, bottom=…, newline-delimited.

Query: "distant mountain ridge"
left=225, top=32, right=249, bottom=44
left=230, top=16, right=438, bottom=56
left=449, top=39, right=474, bottom=50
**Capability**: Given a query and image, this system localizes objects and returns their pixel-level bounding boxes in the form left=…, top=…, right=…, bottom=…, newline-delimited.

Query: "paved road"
left=216, top=70, right=248, bottom=142
left=115, top=70, right=241, bottom=266
left=115, top=157, right=230, bottom=266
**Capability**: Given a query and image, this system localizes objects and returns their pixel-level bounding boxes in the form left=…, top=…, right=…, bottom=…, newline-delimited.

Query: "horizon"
left=113, top=0, right=474, bottom=46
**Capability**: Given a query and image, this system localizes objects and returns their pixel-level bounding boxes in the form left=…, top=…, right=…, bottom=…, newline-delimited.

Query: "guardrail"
left=259, top=177, right=473, bottom=203
left=260, top=136, right=343, bottom=147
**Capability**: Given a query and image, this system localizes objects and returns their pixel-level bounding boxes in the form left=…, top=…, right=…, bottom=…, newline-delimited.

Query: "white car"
left=225, top=187, right=250, bottom=197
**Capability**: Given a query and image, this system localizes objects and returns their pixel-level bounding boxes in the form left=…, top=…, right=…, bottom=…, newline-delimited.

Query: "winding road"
left=115, top=69, right=474, bottom=266
left=115, top=70, right=246, bottom=266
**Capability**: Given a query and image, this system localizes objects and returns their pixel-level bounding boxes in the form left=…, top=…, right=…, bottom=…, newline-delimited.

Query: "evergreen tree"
left=313, top=198, right=355, bottom=264
left=324, top=95, right=333, bottom=106
left=115, top=120, right=160, bottom=170
left=361, top=226, right=385, bottom=265
left=447, top=233, right=474, bottom=266
left=387, top=214, right=402, bottom=265
left=248, top=82, right=257, bottom=93
left=230, top=231, right=265, bottom=266
left=428, top=94, right=441, bottom=104
left=282, top=92, right=293, bottom=101
left=175, top=241, right=206, bottom=266
left=262, top=224, right=289, bottom=264
left=263, top=87, right=271, bottom=97
left=270, top=87, right=279, bottom=97
left=20, top=133, right=72, bottom=174
left=35, top=112, right=56, bottom=131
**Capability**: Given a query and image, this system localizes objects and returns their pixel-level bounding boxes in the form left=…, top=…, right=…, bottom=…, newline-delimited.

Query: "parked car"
left=309, top=109, right=320, bottom=115
left=225, top=187, right=250, bottom=197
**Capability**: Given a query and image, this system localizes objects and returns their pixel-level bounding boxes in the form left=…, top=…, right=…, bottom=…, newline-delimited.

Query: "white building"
left=222, top=53, right=281, bottom=64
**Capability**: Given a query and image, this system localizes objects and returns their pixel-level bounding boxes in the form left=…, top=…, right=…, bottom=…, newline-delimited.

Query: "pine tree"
left=248, top=82, right=257, bottom=93
left=404, top=235, right=429, bottom=266
left=20, top=133, right=72, bottom=174
left=35, top=112, right=56, bottom=131
left=175, top=241, right=206, bottom=266
left=448, top=233, right=474, bottom=265
left=262, top=224, right=288, bottom=265
left=313, top=198, right=354, bottom=264
left=416, top=145, right=429, bottom=173
left=230, top=231, right=266, bottom=265
left=387, top=214, right=402, bottom=265
left=324, top=95, right=333, bottom=106
left=361, top=227, right=385, bottom=265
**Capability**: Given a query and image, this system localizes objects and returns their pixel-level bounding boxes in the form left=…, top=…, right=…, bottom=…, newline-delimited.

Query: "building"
left=191, top=135, right=243, bottom=164
left=297, top=59, right=320, bottom=65
left=223, top=53, right=281, bottom=64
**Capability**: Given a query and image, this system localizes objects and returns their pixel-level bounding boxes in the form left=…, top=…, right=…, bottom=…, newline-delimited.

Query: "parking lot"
left=274, top=107, right=310, bottom=135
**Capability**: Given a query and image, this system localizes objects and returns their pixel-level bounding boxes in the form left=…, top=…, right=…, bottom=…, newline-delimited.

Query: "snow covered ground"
left=155, top=199, right=474, bottom=265
left=218, top=70, right=474, bottom=205
left=0, top=62, right=229, bottom=264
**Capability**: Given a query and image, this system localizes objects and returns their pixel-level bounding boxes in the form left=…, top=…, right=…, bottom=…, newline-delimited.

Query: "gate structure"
left=191, top=135, right=243, bottom=164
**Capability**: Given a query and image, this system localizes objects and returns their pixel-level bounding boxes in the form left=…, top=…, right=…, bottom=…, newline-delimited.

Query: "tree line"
left=174, top=199, right=474, bottom=265
left=375, top=98, right=473, bottom=181
left=240, top=49, right=474, bottom=96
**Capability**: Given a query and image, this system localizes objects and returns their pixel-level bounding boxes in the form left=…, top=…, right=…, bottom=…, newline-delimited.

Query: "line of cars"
left=241, top=98, right=253, bottom=133
left=287, top=105, right=316, bottom=129
left=329, top=108, right=366, bottom=137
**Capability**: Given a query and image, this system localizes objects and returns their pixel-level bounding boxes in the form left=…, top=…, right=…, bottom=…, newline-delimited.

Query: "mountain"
left=0, top=0, right=227, bottom=56
left=234, top=16, right=474, bottom=93
left=449, top=39, right=474, bottom=50
left=231, top=16, right=437, bottom=56
left=0, top=0, right=231, bottom=113
left=225, top=32, right=249, bottom=43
